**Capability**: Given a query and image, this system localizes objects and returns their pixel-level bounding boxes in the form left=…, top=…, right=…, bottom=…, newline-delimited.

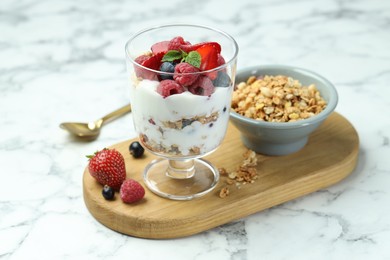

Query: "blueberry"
left=159, top=62, right=176, bottom=80
left=102, top=185, right=115, bottom=200
left=129, top=141, right=144, bottom=158
left=213, top=72, right=231, bottom=88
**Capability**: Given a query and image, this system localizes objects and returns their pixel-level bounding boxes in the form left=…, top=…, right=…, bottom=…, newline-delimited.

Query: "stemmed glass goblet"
left=125, top=24, right=238, bottom=200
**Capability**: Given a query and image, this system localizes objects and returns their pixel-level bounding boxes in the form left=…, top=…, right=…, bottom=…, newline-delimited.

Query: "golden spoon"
left=60, top=104, right=131, bottom=139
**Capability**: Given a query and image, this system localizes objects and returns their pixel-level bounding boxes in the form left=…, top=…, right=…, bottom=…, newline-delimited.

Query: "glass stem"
left=166, top=159, right=195, bottom=179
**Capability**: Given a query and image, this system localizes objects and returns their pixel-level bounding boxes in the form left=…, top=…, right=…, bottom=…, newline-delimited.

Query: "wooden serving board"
left=83, top=112, right=359, bottom=239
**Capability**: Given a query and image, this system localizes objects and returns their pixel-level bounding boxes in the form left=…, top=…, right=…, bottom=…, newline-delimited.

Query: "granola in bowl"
left=229, top=65, right=338, bottom=156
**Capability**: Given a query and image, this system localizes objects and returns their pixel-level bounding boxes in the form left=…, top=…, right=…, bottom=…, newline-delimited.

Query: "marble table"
left=1, top=0, right=389, bottom=259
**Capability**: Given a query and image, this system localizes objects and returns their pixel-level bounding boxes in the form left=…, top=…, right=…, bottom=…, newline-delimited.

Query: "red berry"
left=134, top=52, right=164, bottom=80
left=217, top=54, right=225, bottom=66
left=120, top=179, right=145, bottom=203
left=173, top=63, right=200, bottom=86
left=87, top=148, right=126, bottom=190
left=151, top=41, right=170, bottom=55
left=180, top=42, right=222, bottom=53
left=188, top=75, right=215, bottom=96
left=168, top=36, right=191, bottom=51
left=157, top=79, right=185, bottom=98
left=196, top=44, right=219, bottom=80
left=135, top=55, right=149, bottom=65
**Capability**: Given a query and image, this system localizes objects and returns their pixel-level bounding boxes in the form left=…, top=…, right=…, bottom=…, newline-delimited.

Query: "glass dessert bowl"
left=125, top=24, right=238, bottom=200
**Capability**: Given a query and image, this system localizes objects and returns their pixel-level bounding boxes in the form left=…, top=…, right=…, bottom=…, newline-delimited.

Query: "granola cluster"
left=140, top=134, right=202, bottom=156
left=161, top=112, right=219, bottom=130
left=219, top=150, right=258, bottom=198
left=140, top=112, right=220, bottom=156
left=231, top=75, right=327, bottom=122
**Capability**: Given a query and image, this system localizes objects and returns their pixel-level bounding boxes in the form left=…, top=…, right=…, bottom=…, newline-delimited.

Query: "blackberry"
left=129, top=141, right=145, bottom=158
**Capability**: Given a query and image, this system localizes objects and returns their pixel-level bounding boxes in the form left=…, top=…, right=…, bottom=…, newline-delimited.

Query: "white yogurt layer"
left=129, top=78, right=232, bottom=157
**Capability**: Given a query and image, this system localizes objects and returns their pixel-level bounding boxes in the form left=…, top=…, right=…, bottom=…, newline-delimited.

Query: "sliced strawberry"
left=134, top=52, right=164, bottom=80
left=194, top=42, right=221, bottom=53
left=142, top=52, right=164, bottom=70
left=196, top=44, right=219, bottom=80
left=151, top=41, right=170, bottom=55
left=180, top=42, right=222, bottom=54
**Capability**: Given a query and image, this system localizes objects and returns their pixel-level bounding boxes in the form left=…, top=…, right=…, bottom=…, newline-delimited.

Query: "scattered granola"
left=219, top=167, right=228, bottom=176
left=219, top=187, right=230, bottom=198
left=231, top=75, right=327, bottom=122
left=218, top=150, right=258, bottom=198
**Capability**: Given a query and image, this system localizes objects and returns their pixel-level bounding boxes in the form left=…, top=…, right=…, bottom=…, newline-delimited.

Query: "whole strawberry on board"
left=86, top=148, right=126, bottom=190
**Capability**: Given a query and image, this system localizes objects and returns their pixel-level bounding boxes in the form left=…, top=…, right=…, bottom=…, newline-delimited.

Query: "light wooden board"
left=83, top=112, right=359, bottom=239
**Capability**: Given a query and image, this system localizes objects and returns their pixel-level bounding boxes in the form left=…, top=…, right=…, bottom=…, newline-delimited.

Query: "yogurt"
left=129, top=78, right=232, bottom=158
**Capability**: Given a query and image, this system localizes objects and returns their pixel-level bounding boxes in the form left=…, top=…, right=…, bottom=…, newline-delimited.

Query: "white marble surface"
left=1, top=0, right=390, bottom=259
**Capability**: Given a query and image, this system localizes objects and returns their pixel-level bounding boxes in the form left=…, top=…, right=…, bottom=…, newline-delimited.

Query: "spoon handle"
left=100, top=104, right=132, bottom=125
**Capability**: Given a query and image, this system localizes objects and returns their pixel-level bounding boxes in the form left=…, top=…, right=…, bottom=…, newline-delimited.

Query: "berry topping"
left=129, top=141, right=145, bottom=158
left=188, top=75, right=215, bottom=96
left=120, top=179, right=145, bottom=203
left=196, top=44, right=220, bottom=80
left=151, top=41, right=170, bottom=55
left=102, top=185, right=115, bottom=200
left=180, top=42, right=222, bottom=53
left=212, top=71, right=231, bottom=88
left=135, top=55, right=150, bottom=65
left=168, top=36, right=191, bottom=51
left=159, top=62, right=176, bottom=80
left=134, top=52, right=164, bottom=80
left=173, top=63, right=200, bottom=86
left=157, top=80, right=185, bottom=98
left=86, top=148, right=126, bottom=190
left=217, top=54, right=225, bottom=66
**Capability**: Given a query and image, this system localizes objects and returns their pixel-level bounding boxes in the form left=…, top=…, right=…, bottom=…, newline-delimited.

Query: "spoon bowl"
left=60, top=121, right=102, bottom=138
left=60, top=104, right=131, bottom=140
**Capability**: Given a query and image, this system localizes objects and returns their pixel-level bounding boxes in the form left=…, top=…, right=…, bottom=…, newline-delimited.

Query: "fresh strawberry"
left=120, top=179, right=145, bottom=203
left=151, top=41, right=170, bottom=55
left=87, top=148, right=126, bottom=190
left=180, top=42, right=222, bottom=53
left=196, top=44, right=219, bottom=80
left=173, top=62, right=200, bottom=86
left=134, top=52, right=164, bottom=80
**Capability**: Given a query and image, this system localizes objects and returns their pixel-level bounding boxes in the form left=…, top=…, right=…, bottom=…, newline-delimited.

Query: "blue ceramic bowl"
left=230, top=65, right=338, bottom=156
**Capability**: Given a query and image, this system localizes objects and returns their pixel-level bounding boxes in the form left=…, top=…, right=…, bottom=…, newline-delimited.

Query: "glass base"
left=143, top=158, right=220, bottom=200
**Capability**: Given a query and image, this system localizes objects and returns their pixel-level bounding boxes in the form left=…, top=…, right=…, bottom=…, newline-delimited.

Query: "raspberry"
left=168, top=36, right=190, bottom=51
left=156, top=80, right=185, bottom=98
left=217, top=54, right=226, bottom=66
left=188, top=75, right=215, bottom=96
left=135, top=55, right=149, bottom=65
left=173, top=63, right=200, bottom=87
left=120, top=179, right=145, bottom=203
left=151, top=40, right=170, bottom=54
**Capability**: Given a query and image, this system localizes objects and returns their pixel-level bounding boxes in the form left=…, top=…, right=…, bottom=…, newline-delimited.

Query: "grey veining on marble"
left=1, top=0, right=390, bottom=259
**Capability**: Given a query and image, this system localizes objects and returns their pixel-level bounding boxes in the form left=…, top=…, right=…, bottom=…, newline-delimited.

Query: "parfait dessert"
left=126, top=25, right=238, bottom=200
